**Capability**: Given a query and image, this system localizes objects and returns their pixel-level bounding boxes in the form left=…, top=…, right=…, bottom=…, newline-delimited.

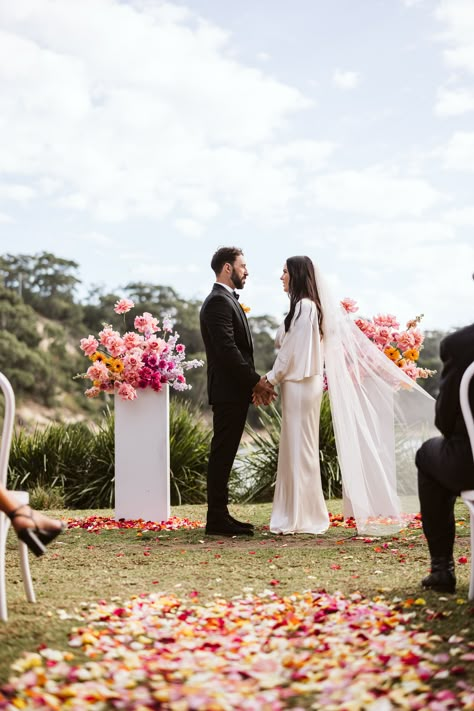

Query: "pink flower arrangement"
left=341, top=297, right=436, bottom=382
left=78, top=299, right=203, bottom=400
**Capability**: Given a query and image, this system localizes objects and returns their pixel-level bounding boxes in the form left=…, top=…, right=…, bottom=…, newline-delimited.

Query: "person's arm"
left=266, top=300, right=321, bottom=385
left=203, top=296, right=260, bottom=389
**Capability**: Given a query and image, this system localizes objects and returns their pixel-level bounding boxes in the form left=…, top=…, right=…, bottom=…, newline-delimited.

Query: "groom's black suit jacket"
left=200, top=284, right=260, bottom=404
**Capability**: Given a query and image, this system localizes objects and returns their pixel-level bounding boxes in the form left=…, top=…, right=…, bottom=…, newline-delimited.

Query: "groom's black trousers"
left=207, top=401, right=249, bottom=519
left=416, top=435, right=474, bottom=558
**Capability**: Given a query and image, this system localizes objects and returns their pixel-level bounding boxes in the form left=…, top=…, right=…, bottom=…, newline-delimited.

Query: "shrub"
left=8, top=400, right=212, bottom=509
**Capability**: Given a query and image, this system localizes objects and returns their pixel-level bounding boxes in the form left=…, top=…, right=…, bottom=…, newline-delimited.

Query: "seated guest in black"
left=416, top=282, right=474, bottom=593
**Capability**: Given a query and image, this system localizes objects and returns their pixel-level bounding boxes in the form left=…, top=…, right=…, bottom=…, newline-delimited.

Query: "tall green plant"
left=8, top=400, right=212, bottom=509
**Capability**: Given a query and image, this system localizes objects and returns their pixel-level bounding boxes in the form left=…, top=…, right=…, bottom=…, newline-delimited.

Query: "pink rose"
left=373, top=326, right=391, bottom=347
left=115, top=382, right=137, bottom=400
left=85, top=386, right=101, bottom=398
left=341, top=297, right=358, bottom=313
left=99, top=327, right=120, bottom=347
left=114, top=298, right=134, bottom=315
left=86, top=362, right=110, bottom=383
left=123, top=332, right=143, bottom=349
left=144, top=337, right=166, bottom=354
left=134, top=312, right=160, bottom=334
left=107, top=336, right=125, bottom=358
left=80, top=336, right=99, bottom=356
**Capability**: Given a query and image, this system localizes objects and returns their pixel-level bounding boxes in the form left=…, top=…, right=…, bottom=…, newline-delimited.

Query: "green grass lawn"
left=0, top=501, right=473, bottom=690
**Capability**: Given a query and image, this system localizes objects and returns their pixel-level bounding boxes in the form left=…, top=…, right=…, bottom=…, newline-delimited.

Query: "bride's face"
left=281, top=264, right=290, bottom=293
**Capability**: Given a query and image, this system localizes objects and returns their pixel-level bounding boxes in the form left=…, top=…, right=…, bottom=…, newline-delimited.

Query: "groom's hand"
left=252, top=377, right=276, bottom=406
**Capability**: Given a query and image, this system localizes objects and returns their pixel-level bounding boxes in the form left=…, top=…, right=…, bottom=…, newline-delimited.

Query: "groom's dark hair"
left=285, top=256, right=324, bottom=336
left=211, top=247, right=243, bottom=276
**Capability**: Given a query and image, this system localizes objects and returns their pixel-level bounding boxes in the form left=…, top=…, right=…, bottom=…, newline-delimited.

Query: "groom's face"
left=230, top=254, right=248, bottom=290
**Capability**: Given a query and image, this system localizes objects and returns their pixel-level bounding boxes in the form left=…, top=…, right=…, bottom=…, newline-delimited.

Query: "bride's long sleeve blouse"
left=266, top=298, right=323, bottom=385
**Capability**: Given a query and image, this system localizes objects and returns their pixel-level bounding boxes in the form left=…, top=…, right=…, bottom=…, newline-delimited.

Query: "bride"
left=256, top=256, right=435, bottom=536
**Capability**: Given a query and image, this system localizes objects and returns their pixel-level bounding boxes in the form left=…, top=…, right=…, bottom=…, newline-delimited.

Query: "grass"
left=0, top=501, right=473, bottom=689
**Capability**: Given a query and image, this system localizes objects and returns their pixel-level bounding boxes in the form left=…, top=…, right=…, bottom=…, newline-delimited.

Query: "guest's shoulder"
left=441, top=323, right=474, bottom=357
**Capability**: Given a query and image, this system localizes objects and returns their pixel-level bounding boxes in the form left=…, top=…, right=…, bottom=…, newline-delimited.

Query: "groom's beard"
left=230, top=268, right=245, bottom=290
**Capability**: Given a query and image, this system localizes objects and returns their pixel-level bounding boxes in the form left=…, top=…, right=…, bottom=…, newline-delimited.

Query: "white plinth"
left=114, top=386, right=170, bottom=522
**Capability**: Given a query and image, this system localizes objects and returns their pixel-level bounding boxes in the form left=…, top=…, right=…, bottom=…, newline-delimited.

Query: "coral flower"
left=114, top=298, right=135, bottom=315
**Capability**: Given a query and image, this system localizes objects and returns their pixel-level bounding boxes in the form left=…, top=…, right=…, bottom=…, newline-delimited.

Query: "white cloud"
left=81, top=231, right=116, bottom=248
left=174, top=218, right=204, bottom=238
left=332, top=68, right=360, bottom=90
left=443, top=205, right=474, bottom=225
left=435, top=85, right=474, bottom=115
left=311, top=168, right=442, bottom=218
left=257, top=52, right=270, bottom=62
left=439, top=131, right=474, bottom=171
left=0, top=0, right=316, bottom=225
left=0, top=183, right=36, bottom=201
left=435, top=0, right=474, bottom=74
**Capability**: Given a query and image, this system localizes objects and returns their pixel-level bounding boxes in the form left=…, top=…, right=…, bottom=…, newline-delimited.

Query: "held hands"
left=252, top=376, right=277, bottom=407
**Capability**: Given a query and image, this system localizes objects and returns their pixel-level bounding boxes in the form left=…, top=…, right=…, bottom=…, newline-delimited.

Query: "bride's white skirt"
left=270, top=375, right=330, bottom=535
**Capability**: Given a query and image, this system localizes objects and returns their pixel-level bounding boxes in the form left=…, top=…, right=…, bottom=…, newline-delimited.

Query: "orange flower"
left=397, top=358, right=407, bottom=368
left=109, top=359, right=124, bottom=373
left=403, top=348, right=419, bottom=361
left=240, top=303, right=251, bottom=314
left=90, top=351, right=107, bottom=363
left=384, top=346, right=401, bottom=361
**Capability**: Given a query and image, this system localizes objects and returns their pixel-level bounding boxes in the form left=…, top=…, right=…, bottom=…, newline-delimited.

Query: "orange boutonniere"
left=240, top=303, right=251, bottom=314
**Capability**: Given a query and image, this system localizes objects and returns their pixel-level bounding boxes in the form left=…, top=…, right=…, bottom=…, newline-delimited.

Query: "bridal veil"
left=314, top=264, right=436, bottom=535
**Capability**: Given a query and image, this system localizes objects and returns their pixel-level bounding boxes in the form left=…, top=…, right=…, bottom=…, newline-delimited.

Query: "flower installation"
left=79, top=299, right=203, bottom=401
left=2, top=590, right=474, bottom=710
left=341, top=297, right=436, bottom=381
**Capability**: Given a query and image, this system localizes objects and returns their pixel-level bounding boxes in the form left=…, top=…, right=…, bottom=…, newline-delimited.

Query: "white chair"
left=0, top=372, right=36, bottom=621
left=459, top=361, right=474, bottom=601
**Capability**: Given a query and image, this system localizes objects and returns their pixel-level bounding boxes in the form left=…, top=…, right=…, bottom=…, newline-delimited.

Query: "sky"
left=0, top=0, right=473, bottom=331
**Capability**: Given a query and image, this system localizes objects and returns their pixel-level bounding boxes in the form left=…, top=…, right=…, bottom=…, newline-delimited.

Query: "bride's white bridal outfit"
left=266, top=298, right=329, bottom=534
left=267, top=265, right=435, bottom=537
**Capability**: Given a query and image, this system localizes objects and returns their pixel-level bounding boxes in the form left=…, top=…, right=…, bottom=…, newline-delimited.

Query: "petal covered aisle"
left=2, top=590, right=474, bottom=710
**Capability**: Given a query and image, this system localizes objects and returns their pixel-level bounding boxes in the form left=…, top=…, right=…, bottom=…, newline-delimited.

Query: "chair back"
left=0, top=373, right=15, bottom=489
left=460, top=361, right=474, bottom=461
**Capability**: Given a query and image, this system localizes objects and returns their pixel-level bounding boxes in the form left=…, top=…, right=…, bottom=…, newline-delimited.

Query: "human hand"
left=252, top=376, right=277, bottom=406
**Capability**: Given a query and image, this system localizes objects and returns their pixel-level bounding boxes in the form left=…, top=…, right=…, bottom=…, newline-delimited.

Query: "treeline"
left=0, top=251, right=280, bottom=414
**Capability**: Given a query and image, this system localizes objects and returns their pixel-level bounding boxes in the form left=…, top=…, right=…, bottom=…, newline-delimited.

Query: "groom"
left=200, top=247, right=274, bottom=536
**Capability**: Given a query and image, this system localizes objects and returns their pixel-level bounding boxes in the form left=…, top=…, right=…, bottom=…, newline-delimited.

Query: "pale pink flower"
left=107, top=336, right=125, bottom=358
left=122, top=332, right=143, bottom=349
left=411, top=328, right=424, bottom=349
left=80, top=336, right=99, bottom=356
left=84, top=386, right=101, bottom=398
left=124, top=371, right=140, bottom=388
left=123, top=350, right=143, bottom=370
left=86, top=362, right=110, bottom=383
left=115, top=382, right=137, bottom=400
left=396, top=331, right=416, bottom=351
left=373, top=314, right=399, bottom=329
left=373, top=326, right=391, bottom=347
left=99, top=327, right=120, bottom=347
left=134, top=312, right=160, bottom=334
left=144, top=336, right=166, bottom=354
left=401, top=362, right=419, bottom=380
left=341, top=297, right=358, bottom=313
left=114, top=298, right=134, bottom=315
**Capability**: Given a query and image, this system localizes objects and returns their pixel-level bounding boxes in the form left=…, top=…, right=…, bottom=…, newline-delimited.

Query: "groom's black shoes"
left=421, top=556, right=456, bottom=594
left=227, top=514, right=254, bottom=530
left=205, top=513, right=254, bottom=537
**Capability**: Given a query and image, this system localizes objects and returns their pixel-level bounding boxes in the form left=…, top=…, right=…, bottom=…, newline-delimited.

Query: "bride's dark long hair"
left=284, top=256, right=324, bottom=335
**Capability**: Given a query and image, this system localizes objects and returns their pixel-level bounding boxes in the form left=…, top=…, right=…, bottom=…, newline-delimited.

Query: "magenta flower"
left=114, top=298, right=135, bottom=315
left=176, top=344, right=185, bottom=353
